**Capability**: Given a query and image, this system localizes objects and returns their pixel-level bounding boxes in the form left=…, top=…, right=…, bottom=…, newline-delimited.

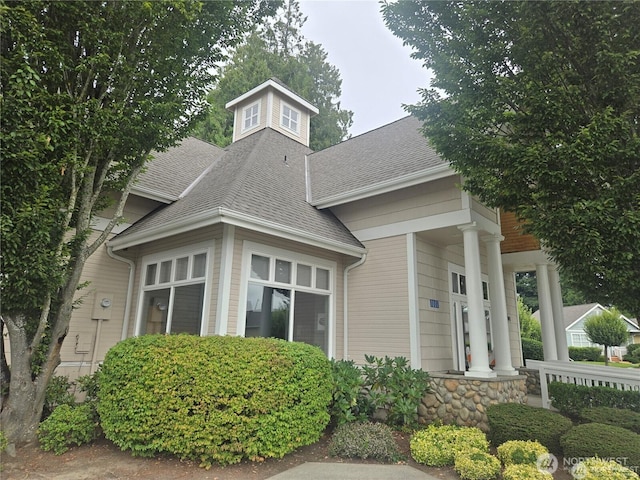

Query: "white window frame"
left=237, top=241, right=336, bottom=357
left=242, top=101, right=260, bottom=132
left=280, top=102, right=300, bottom=134
left=571, top=332, right=594, bottom=348
left=134, top=241, right=214, bottom=336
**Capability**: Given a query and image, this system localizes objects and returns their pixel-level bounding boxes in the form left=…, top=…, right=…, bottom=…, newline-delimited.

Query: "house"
left=537, top=303, right=640, bottom=357
left=50, top=79, right=572, bottom=398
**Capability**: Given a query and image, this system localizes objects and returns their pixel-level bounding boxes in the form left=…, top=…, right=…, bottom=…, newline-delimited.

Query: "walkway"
left=266, top=462, right=440, bottom=480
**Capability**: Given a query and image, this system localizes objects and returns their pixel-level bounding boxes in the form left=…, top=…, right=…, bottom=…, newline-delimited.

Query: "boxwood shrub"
left=549, top=381, right=640, bottom=417
left=560, top=423, right=640, bottom=469
left=568, top=346, right=602, bottom=362
left=37, top=404, right=98, bottom=455
left=579, top=406, right=640, bottom=434
left=502, top=464, right=554, bottom=480
left=410, top=424, right=489, bottom=467
left=486, top=403, right=572, bottom=454
left=98, top=335, right=332, bottom=467
left=453, top=448, right=501, bottom=480
left=623, top=344, right=640, bottom=364
left=496, top=439, right=548, bottom=466
left=328, top=421, right=403, bottom=463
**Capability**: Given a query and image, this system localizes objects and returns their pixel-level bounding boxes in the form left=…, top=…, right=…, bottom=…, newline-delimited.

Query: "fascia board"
left=225, top=79, right=319, bottom=115
left=312, top=163, right=455, bottom=208
left=109, top=207, right=365, bottom=257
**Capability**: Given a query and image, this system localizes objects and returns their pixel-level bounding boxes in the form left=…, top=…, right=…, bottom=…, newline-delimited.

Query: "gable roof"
left=307, top=116, right=453, bottom=208
left=110, top=129, right=364, bottom=255
left=225, top=77, right=318, bottom=115
left=534, top=302, right=640, bottom=332
left=132, top=137, right=225, bottom=202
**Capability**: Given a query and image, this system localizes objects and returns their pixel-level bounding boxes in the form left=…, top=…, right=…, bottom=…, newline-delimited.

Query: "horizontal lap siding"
left=346, top=236, right=410, bottom=364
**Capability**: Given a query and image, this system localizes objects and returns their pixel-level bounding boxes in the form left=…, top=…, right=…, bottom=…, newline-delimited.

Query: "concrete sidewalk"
left=265, top=462, right=440, bottom=480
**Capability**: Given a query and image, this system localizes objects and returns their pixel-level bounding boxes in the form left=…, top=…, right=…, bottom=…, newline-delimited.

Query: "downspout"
left=107, top=245, right=135, bottom=341
left=343, top=253, right=367, bottom=360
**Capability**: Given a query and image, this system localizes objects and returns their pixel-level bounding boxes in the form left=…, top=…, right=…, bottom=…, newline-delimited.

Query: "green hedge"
left=623, top=344, right=640, bottom=364
left=521, top=338, right=544, bottom=361
left=568, top=346, right=602, bottom=362
left=579, top=406, right=640, bottom=434
left=560, top=423, right=640, bottom=470
left=486, top=403, right=573, bottom=454
left=548, top=382, right=640, bottom=417
left=98, top=335, right=332, bottom=466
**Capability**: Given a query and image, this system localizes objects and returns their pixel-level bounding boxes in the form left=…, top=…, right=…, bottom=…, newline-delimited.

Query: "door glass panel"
left=293, top=292, right=328, bottom=354
left=170, top=284, right=205, bottom=335
left=141, top=289, right=170, bottom=334
left=245, top=282, right=290, bottom=340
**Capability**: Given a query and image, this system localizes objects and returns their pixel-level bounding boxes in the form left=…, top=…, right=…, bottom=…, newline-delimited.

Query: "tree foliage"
left=192, top=0, right=353, bottom=151
left=0, top=0, right=275, bottom=444
left=383, top=1, right=640, bottom=316
left=517, top=297, right=541, bottom=342
left=583, top=309, right=629, bottom=365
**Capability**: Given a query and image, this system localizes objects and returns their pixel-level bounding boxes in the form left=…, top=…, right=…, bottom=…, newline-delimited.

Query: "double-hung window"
left=137, top=244, right=211, bottom=336
left=241, top=243, right=334, bottom=355
left=281, top=103, right=299, bottom=133
left=243, top=102, right=260, bottom=131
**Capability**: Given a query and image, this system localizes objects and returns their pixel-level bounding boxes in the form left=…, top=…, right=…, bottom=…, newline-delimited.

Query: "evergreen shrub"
left=560, top=423, right=640, bottom=469
left=453, top=448, right=501, bottom=480
left=549, top=381, right=640, bottom=417
left=568, top=346, right=603, bottom=362
left=329, top=359, right=368, bottom=425
left=572, top=457, right=640, bottom=480
left=98, top=335, right=332, bottom=467
left=486, top=403, right=572, bottom=454
left=328, top=421, right=402, bottom=462
left=37, top=404, right=98, bottom=454
left=502, top=464, right=554, bottom=480
left=496, top=439, right=548, bottom=466
left=623, top=344, right=640, bottom=364
left=579, top=406, right=640, bottom=433
left=410, top=424, right=488, bottom=467
left=521, top=338, right=544, bottom=360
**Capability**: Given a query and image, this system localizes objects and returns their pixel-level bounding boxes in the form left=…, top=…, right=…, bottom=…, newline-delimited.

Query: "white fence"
left=526, top=359, right=640, bottom=409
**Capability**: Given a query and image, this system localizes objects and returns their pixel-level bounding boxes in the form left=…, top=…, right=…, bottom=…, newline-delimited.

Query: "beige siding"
left=232, top=92, right=268, bottom=143
left=346, top=235, right=410, bottom=363
left=471, top=197, right=499, bottom=224
left=332, top=177, right=463, bottom=232
left=270, top=96, right=311, bottom=146
left=99, top=194, right=164, bottom=225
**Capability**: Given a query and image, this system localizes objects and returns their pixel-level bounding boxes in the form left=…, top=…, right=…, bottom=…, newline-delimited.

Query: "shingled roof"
left=307, top=116, right=449, bottom=206
left=111, top=129, right=364, bottom=254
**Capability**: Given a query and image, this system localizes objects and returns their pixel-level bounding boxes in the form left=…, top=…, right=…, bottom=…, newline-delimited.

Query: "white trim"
left=109, top=207, right=365, bottom=257
left=311, top=164, right=455, bottom=208
left=91, top=216, right=132, bottom=234
left=241, top=101, right=261, bottom=133
left=131, top=185, right=177, bottom=203
left=106, top=246, right=136, bottom=341
left=406, top=233, right=421, bottom=368
left=226, top=79, right=318, bottom=115
left=266, top=91, right=274, bottom=128
left=215, top=224, right=235, bottom=335
left=304, top=155, right=312, bottom=203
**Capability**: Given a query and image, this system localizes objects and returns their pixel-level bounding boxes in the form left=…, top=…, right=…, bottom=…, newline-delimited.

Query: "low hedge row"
left=549, top=381, right=640, bottom=417
left=568, top=346, right=602, bottom=362
left=579, top=406, right=640, bottom=434
left=97, top=335, right=332, bottom=467
left=521, top=338, right=544, bottom=361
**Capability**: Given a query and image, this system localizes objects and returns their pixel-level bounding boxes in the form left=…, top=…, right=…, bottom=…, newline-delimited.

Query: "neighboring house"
left=35, top=79, right=572, bottom=381
left=534, top=303, right=640, bottom=358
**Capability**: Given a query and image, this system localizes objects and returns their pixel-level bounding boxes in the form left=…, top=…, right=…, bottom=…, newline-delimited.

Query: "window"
left=137, top=245, right=211, bottom=336
left=571, top=332, right=594, bottom=348
left=242, top=244, right=333, bottom=354
left=243, top=102, right=260, bottom=131
left=281, top=103, right=299, bottom=133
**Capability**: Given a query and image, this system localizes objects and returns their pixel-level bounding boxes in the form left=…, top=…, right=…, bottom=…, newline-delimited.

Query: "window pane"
left=140, top=289, right=170, bottom=334
left=145, top=264, right=157, bottom=286
left=251, top=255, right=270, bottom=280
left=192, top=253, right=206, bottom=278
left=293, top=292, right=328, bottom=354
left=297, top=264, right=312, bottom=287
left=170, top=283, right=205, bottom=335
left=452, top=272, right=459, bottom=293
left=275, top=259, right=291, bottom=284
left=175, top=257, right=189, bottom=281
left=316, top=268, right=329, bottom=290
left=459, top=275, right=467, bottom=295
left=482, top=282, right=489, bottom=301
left=159, top=260, right=172, bottom=283
left=245, top=283, right=290, bottom=340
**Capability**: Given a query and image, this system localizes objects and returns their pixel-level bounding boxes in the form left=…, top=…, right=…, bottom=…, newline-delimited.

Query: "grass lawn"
left=577, top=360, right=640, bottom=368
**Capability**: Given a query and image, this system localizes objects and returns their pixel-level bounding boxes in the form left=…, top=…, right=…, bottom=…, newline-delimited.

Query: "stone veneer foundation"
left=418, top=373, right=527, bottom=432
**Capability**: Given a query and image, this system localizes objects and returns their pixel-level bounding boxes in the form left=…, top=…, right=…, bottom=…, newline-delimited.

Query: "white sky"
left=299, top=0, right=431, bottom=137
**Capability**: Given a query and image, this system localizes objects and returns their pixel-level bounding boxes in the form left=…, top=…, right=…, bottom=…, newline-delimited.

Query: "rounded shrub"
left=486, top=402, right=572, bottom=454
left=328, top=421, right=402, bottom=463
left=572, top=457, right=639, bottom=480
left=579, top=406, right=640, bottom=434
left=522, top=338, right=544, bottom=360
left=560, top=423, right=640, bottom=469
left=453, top=448, right=501, bottom=480
left=37, top=404, right=98, bottom=454
left=410, top=424, right=488, bottom=467
left=496, top=439, right=548, bottom=466
left=502, top=464, right=554, bottom=480
left=98, top=335, right=332, bottom=466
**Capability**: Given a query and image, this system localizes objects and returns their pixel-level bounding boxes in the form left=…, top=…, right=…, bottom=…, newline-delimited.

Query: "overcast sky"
left=299, top=0, right=431, bottom=137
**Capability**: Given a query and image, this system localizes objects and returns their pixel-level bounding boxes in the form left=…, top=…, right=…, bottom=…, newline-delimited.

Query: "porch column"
left=459, top=223, right=496, bottom=378
left=536, top=263, right=558, bottom=360
left=549, top=265, right=570, bottom=361
left=484, top=234, right=517, bottom=376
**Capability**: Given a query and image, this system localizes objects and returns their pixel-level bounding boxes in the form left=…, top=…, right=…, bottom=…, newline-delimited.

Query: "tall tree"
left=383, top=1, right=640, bottom=316
left=0, top=0, right=276, bottom=444
left=583, top=309, right=629, bottom=366
left=192, top=0, right=353, bottom=151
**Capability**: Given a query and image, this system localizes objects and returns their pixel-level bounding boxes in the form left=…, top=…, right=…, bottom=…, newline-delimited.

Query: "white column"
left=484, top=234, right=517, bottom=376
left=549, top=265, right=570, bottom=361
left=459, top=223, right=496, bottom=378
left=536, top=263, right=558, bottom=360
